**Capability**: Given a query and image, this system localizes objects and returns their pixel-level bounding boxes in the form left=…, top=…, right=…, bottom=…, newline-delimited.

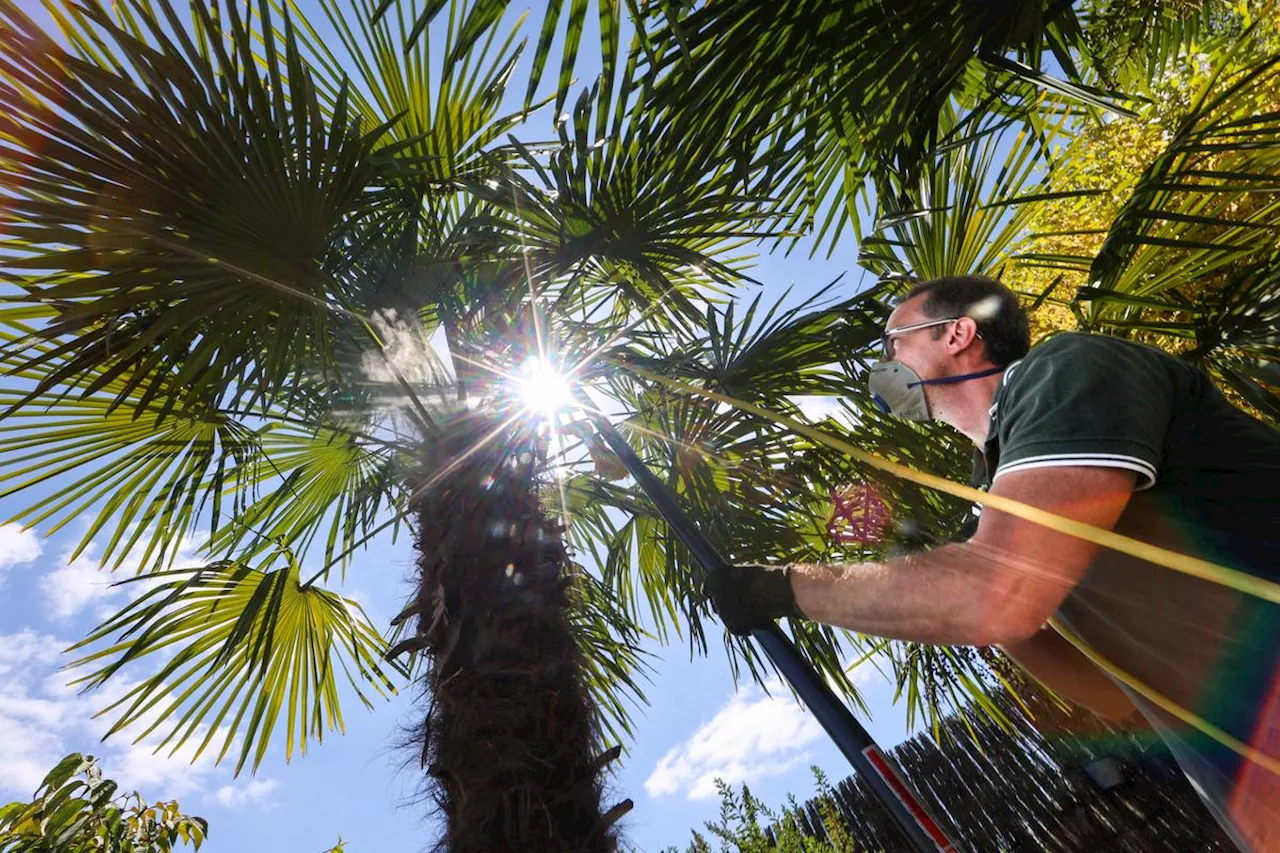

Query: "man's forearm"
left=790, top=540, right=1070, bottom=646
left=1000, top=628, right=1139, bottom=721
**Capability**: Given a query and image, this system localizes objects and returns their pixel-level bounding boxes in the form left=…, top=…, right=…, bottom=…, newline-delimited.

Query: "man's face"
left=882, top=295, right=955, bottom=381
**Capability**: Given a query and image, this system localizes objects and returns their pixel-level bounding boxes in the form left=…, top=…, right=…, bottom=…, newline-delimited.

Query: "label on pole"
left=861, top=745, right=958, bottom=852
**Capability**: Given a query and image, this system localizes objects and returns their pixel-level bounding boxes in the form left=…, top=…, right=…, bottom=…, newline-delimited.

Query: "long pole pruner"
left=591, top=415, right=963, bottom=853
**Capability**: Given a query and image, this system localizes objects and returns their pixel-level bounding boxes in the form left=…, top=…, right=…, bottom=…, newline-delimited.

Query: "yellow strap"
left=1050, top=617, right=1280, bottom=776
left=607, top=359, right=1280, bottom=606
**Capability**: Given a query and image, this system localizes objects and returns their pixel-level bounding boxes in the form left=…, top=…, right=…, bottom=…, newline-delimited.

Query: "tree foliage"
left=662, top=771, right=857, bottom=853
left=0, top=755, right=207, bottom=853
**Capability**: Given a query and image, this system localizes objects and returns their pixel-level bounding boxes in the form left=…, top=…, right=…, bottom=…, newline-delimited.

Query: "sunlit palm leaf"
left=471, top=82, right=784, bottom=329
left=67, top=547, right=406, bottom=775
left=858, top=107, right=1074, bottom=282
left=635, top=0, right=1137, bottom=255
left=562, top=563, right=653, bottom=746
left=0, top=315, right=408, bottom=574
left=292, top=0, right=530, bottom=190
left=1088, top=43, right=1280, bottom=299
left=0, top=320, right=258, bottom=571
left=205, top=423, right=403, bottom=579
left=1080, top=24, right=1280, bottom=419
left=0, top=0, right=406, bottom=416
left=374, top=0, right=626, bottom=118
left=684, top=280, right=863, bottom=403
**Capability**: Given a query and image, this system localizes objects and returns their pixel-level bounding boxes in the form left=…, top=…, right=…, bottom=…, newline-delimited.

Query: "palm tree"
left=0, top=0, right=662, bottom=848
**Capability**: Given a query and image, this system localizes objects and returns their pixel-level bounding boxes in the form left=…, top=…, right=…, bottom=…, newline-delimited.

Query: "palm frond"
left=634, top=0, right=1141, bottom=256
left=0, top=320, right=258, bottom=571
left=205, top=423, right=403, bottom=579
left=858, top=106, right=1076, bottom=283
left=1088, top=32, right=1280, bottom=300
left=373, top=0, right=628, bottom=118
left=1076, top=24, right=1280, bottom=419
left=562, top=561, right=654, bottom=746
left=469, top=81, right=788, bottom=331
left=1080, top=0, right=1252, bottom=92
left=0, top=0, right=406, bottom=415
left=292, top=0, right=530, bottom=190
left=67, top=547, right=406, bottom=775
left=0, top=316, right=412, bottom=573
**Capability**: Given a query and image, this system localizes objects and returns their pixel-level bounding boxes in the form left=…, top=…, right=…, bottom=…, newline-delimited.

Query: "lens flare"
left=517, top=358, right=575, bottom=416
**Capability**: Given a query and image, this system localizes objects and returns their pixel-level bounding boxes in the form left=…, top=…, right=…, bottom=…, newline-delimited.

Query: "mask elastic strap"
left=907, top=365, right=1005, bottom=389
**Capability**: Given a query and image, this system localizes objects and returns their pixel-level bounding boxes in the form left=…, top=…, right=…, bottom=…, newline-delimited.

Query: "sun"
left=516, top=358, right=575, bottom=417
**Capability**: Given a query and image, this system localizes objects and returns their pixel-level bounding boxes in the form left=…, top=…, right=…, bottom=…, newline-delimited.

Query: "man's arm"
left=789, top=465, right=1138, bottom=646
left=1001, top=627, right=1140, bottom=721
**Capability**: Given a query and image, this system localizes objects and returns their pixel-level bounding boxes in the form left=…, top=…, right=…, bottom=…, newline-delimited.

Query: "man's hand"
left=703, top=564, right=805, bottom=635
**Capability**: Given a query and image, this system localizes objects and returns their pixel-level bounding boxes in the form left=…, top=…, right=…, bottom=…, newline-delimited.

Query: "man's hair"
left=904, top=276, right=1030, bottom=367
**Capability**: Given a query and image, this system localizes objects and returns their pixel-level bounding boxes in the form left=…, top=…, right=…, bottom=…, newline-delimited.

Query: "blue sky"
left=0, top=2, right=930, bottom=851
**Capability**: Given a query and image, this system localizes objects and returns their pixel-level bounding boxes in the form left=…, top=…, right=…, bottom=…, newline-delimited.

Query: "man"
left=708, top=276, right=1280, bottom=850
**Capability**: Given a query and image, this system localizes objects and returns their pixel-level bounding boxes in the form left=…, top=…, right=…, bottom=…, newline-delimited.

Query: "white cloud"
left=644, top=679, right=824, bottom=801
left=40, top=532, right=208, bottom=620
left=644, top=656, right=890, bottom=803
left=0, top=523, right=43, bottom=583
left=0, top=629, right=62, bottom=676
left=213, top=777, right=280, bottom=809
left=790, top=395, right=844, bottom=423
left=0, top=630, right=257, bottom=804
left=0, top=632, right=69, bottom=793
left=40, top=553, right=119, bottom=620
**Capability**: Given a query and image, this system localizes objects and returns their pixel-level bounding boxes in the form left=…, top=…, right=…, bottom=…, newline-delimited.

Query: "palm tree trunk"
left=399, top=412, right=626, bottom=852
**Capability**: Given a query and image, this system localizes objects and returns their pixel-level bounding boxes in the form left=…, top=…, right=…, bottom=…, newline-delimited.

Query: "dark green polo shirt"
left=973, top=332, right=1280, bottom=851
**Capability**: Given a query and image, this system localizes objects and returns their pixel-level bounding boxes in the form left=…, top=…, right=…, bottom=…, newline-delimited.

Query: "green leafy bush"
left=663, top=768, right=865, bottom=853
left=0, top=754, right=206, bottom=853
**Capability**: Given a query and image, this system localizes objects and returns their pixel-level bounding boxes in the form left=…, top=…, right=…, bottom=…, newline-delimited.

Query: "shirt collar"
left=986, top=359, right=1024, bottom=418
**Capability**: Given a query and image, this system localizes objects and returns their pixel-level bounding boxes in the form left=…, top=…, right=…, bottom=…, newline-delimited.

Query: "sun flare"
left=517, top=358, right=575, bottom=417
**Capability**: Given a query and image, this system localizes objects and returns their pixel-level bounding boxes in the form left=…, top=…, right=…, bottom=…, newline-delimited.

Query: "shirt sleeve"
left=994, top=335, right=1174, bottom=490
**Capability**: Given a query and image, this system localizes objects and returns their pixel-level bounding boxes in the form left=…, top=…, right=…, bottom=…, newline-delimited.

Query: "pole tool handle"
left=590, top=415, right=962, bottom=853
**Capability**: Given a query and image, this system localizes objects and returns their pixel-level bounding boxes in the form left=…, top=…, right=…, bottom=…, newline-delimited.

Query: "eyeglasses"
left=880, top=317, right=969, bottom=359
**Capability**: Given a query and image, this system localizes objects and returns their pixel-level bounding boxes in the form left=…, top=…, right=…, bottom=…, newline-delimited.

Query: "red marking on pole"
left=861, top=745, right=958, bottom=852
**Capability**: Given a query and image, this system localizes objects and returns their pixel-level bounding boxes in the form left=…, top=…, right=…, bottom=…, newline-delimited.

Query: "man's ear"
left=946, top=316, right=982, bottom=354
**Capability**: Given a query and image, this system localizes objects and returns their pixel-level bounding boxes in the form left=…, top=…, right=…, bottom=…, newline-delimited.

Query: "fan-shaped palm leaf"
left=0, top=0, right=413, bottom=416
left=67, top=546, right=405, bottom=775
left=469, top=81, right=783, bottom=330
left=374, top=0, right=627, bottom=118
left=204, top=422, right=403, bottom=577
left=0, top=319, right=259, bottom=571
left=634, top=0, right=1142, bottom=256
left=857, top=106, right=1077, bottom=283
left=291, top=0, right=532, bottom=189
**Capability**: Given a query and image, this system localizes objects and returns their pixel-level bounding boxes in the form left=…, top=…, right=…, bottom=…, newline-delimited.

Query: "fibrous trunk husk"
left=403, top=413, right=626, bottom=853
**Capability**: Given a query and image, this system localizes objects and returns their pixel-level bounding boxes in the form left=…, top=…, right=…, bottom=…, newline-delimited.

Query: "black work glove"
left=703, top=563, right=804, bottom=636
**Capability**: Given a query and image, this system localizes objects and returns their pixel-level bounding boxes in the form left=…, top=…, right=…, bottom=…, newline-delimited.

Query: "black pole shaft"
left=591, top=415, right=961, bottom=853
